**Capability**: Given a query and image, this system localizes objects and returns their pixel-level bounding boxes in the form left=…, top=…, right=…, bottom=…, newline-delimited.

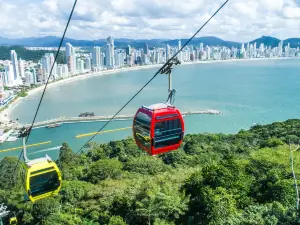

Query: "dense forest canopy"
left=0, top=46, right=66, bottom=64
left=0, top=119, right=300, bottom=224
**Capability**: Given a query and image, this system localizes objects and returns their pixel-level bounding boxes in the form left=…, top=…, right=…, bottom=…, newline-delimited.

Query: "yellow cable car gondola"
left=9, top=217, right=18, bottom=225
left=19, top=129, right=62, bottom=203
left=23, top=155, right=62, bottom=202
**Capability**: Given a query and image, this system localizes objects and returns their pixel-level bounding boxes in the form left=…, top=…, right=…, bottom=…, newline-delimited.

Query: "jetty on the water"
left=6, top=110, right=221, bottom=129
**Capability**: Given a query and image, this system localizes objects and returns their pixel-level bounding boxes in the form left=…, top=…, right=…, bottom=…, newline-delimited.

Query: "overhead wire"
left=74, top=0, right=230, bottom=154
left=11, top=0, right=78, bottom=182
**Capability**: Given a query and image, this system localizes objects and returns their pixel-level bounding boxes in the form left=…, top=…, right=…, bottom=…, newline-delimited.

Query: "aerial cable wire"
left=11, top=0, right=78, bottom=182
left=75, top=0, right=230, bottom=154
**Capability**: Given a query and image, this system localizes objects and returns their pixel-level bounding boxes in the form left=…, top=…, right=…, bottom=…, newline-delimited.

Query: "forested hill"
left=0, top=46, right=66, bottom=63
left=1, top=119, right=300, bottom=224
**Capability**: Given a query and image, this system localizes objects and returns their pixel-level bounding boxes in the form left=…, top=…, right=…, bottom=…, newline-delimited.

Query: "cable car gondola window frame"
left=153, top=117, right=183, bottom=149
left=29, top=170, right=60, bottom=197
left=133, top=111, right=152, bottom=150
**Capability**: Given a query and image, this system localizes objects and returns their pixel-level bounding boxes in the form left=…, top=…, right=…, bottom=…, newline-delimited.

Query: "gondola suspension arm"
left=160, top=57, right=181, bottom=105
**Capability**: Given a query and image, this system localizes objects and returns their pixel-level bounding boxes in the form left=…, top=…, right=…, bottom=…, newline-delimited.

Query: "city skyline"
left=1, top=35, right=300, bottom=90
left=1, top=0, right=300, bottom=42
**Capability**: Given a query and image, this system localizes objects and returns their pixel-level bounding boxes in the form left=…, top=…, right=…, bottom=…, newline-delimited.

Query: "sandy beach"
left=0, top=57, right=296, bottom=123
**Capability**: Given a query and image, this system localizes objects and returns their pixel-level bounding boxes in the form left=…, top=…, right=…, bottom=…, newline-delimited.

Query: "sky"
left=1, top=0, right=300, bottom=42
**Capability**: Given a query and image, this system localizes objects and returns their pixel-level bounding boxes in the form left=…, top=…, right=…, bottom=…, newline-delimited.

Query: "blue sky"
left=1, top=0, right=300, bottom=41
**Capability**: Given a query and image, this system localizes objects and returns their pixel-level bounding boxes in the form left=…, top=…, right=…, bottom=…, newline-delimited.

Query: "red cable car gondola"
left=133, top=103, right=184, bottom=155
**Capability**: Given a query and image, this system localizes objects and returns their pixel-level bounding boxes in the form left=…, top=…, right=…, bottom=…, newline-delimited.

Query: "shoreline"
left=0, top=57, right=298, bottom=123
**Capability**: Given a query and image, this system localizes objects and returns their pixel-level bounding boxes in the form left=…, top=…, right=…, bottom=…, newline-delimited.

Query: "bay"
left=2, top=59, right=300, bottom=159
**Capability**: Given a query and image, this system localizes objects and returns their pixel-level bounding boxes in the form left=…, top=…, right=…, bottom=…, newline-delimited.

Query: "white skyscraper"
left=62, top=65, right=69, bottom=78
left=42, top=53, right=51, bottom=78
left=4, top=64, right=15, bottom=86
left=18, top=59, right=25, bottom=78
left=76, top=58, right=84, bottom=73
left=278, top=40, right=283, bottom=57
left=105, top=36, right=115, bottom=67
left=92, top=46, right=101, bottom=69
left=144, top=43, right=149, bottom=55
left=57, top=65, right=63, bottom=78
left=10, top=50, right=19, bottom=81
left=66, top=42, right=75, bottom=73
left=85, top=57, right=91, bottom=71
left=206, top=46, right=211, bottom=60
left=200, top=43, right=204, bottom=52
left=241, top=43, right=245, bottom=53
left=246, top=42, right=250, bottom=58
left=178, top=40, right=182, bottom=62
left=49, top=53, right=56, bottom=76
left=166, top=44, right=171, bottom=61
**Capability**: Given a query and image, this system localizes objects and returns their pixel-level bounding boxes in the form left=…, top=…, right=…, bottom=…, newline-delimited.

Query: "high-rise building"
left=166, top=44, right=171, bottom=61
left=76, top=58, right=84, bottom=73
left=241, top=43, right=245, bottom=53
left=62, top=65, right=69, bottom=78
left=144, top=43, right=149, bottom=55
left=57, top=65, right=63, bottom=78
left=18, top=59, right=25, bottom=78
left=4, top=64, right=15, bottom=86
left=92, top=46, right=101, bottom=69
left=10, top=50, right=19, bottom=81
left=100, top=52, right=105, bottom=67
left=246, top=42, right=250, bottom=58
left=278, top=40, right=283, bottom=57
left=206, top=46, right=211, bottom=60
left=200, top=43, right=204, bottom=52
left=85, top=57, right=91, bottom=71
left=66, top=42, right=75, bottom=73
left=178, top=40, right=182, bottom=62
left=126, top=45, right=131, bottom=56
left=105, top=36, right=115, bottom=67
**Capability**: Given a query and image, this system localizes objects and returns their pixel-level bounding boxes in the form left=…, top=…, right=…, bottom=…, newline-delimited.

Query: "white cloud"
left=0, top=0, right=300, bottom=42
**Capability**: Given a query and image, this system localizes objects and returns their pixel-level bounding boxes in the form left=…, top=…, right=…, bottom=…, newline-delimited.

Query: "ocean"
left=1, top=59, right=300, bottom=159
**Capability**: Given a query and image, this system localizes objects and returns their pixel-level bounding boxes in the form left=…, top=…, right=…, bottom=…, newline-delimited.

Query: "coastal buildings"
left=1, top=36, right=300, bottom=90
left=92, top=46, right=101, bottom=70
left=106, top=36, right=115, bottom=68
left=66, top=42, right=76, bottom=73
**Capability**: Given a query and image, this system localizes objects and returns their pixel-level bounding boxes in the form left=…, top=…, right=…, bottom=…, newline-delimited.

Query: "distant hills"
left=1, top=35, right=300, bottom=49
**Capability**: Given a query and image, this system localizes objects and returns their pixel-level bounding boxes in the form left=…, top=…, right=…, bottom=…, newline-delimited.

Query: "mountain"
left=165, top=36, right=241, bottom=48
left=1, top=35, right=300, bottom=49
left=0, top=35, right=239, bottom=48
left=249, top=36, right=300, bottom=48
left=249, top=36, right=281, bottom=48
left=0, top=36, right=168, bottom=48
left=284, top=38, right=300, bottom=48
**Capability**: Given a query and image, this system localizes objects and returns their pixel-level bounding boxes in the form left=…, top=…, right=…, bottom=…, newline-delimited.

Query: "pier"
left=27, top=110, right=221, bottom=128
left=4, top=110, right=221, bottom=129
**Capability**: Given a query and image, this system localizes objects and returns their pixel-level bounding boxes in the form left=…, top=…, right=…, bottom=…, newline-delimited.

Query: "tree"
left=261, top=138, right=284, bottom=148
left=160, top=149, right=189, bottom=167
left=32, top=198, right=60, bottom=223
left=182, top=170, right=238, bottom=225
left=183, top=139, right=203, bottom=155
left=87, top=159, right=123, bottom=183
left=60, top=180, right=93, bottom=204
left=57, top=143, right=75, bottom=169
left=135, top=182, right=189, bottom=225
left=0, top=157, right=22, bottom=189
left=108, top=216, right=128, bottom=225
left=124, top=156, right=168, bottom=175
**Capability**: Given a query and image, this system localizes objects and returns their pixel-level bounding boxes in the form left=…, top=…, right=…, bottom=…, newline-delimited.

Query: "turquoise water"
left=2, top=59, right=300, bottom=159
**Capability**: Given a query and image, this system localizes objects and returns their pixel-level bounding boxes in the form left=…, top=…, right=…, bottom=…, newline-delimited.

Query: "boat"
left=78, top=112, right=95, bottom=117
left=46, top=123, right=61, bottom=128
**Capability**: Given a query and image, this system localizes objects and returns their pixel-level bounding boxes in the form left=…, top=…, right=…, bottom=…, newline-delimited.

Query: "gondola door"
left=151, top=110, right=184, bottom=155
